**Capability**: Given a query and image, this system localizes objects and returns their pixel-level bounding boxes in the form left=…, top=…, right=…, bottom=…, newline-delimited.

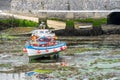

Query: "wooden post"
left=0, top=32, right=3, bottom=43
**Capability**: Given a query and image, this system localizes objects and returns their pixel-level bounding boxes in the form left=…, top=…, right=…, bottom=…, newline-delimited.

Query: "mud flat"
left=0, top=35, right=120, bottom=80
left=58, top=35, right=120, bottom=47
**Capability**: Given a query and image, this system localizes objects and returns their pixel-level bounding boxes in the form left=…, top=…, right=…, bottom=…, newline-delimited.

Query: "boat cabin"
left=31, top=29, right=55, bottom=38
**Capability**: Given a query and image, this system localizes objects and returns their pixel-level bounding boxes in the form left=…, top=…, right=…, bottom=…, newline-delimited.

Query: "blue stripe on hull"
left=25, top=42, right=66, bottom=50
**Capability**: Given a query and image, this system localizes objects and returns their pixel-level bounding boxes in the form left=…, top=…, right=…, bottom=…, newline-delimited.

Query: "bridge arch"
left=107, top=12, right=120, bottom=25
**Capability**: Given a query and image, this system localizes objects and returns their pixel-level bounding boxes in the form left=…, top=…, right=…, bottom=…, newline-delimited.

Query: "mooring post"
left=0, top=32, right=3, bottom=43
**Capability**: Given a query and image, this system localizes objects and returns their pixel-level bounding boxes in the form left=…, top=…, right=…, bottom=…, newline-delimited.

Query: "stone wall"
left=11, top=0, right=120, bottom=11
left=2, top=0, right=120, bottom=18
left=0, top=0, right=11, bottom=10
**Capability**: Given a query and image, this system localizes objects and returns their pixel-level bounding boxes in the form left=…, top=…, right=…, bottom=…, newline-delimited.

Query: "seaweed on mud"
left=13, top=65, right=29, bottom=73
left=109, top=50, right=120, bottom=55
left=90, top=58, right=120, bottom=66
left=0, top=64, right=11, bottom=67
left=34, top=69, right=53, bottom=74
left=57, top=66, right=77, bottom=71
left=61, top=47, right=98, bottom=56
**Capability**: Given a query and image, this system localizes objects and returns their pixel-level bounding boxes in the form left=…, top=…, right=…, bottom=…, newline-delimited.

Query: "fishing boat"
left=23, top=29, right=67, bottom=61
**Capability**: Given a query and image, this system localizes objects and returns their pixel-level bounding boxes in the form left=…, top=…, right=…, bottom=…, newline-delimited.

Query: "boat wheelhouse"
left=31, top=29, right=55, bottom=38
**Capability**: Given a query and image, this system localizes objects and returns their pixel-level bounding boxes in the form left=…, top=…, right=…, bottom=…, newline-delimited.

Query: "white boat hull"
left=25, top=45, right=67, bottom=57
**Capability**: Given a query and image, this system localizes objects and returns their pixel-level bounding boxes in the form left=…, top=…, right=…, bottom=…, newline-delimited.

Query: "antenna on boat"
left=38, top=21, right=45, bottom=29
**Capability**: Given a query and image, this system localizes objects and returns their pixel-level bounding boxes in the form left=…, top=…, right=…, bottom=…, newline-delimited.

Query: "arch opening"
left=107, top=12, right=120, bottom=25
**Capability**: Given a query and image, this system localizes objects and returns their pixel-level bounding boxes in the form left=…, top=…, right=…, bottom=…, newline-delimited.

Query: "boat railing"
left=26, top=40, right=66, bottom=49
left=27, top=42, right=66, bottom=50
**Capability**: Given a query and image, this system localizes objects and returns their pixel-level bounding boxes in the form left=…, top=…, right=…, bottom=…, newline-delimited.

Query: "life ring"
left=31, top=35, right=38, bottom=41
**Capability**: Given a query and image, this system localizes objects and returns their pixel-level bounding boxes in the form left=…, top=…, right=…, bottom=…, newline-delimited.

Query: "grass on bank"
left=49, top=18, right=107, bottom=27
left=65, top=20, right=75, bottom=29
left=0, top=18, right=107, bottom=30
left=49, top=18, right=107, bottom=24
left=92, top=20, right=102, bottom=27
left=75, top=18, right=107, bottom=24
left=0, top=19, right=39, bottom=30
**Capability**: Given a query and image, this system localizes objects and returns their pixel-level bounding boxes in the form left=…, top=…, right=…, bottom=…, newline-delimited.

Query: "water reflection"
left=0, top=73, right=26, bottom=80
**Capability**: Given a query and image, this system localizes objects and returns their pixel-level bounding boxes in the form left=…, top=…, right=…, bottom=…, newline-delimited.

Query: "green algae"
left=58, top=66, right=77, bottom=71
left=62, top=47, right=98, bottom=56
left=34, top=69, right=53, bottom=74
left=0, top=64, right=11, bottom=67
left=109, top=50, right=120, bottom=55
left=90, top=57, right=120, bottom=67
left=93, top=58, right=120, bottom=64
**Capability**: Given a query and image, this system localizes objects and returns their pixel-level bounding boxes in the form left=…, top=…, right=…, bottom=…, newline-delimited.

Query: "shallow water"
left=0, top=73, right=26, bottom=80
left=0, top=37, right=120, bottom=80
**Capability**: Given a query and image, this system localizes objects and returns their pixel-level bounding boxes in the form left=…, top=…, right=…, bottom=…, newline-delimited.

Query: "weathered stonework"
left=0, top=0, right=11, bottom=10
left=0, top=0, right=120, bottom=18
left=11, top=0, right=120, bottom=11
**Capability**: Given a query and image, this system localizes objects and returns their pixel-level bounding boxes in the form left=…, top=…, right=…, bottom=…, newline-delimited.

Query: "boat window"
left=39, top=31, right=44, bottom=33
left=45, top=31, right=49, bottom=33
